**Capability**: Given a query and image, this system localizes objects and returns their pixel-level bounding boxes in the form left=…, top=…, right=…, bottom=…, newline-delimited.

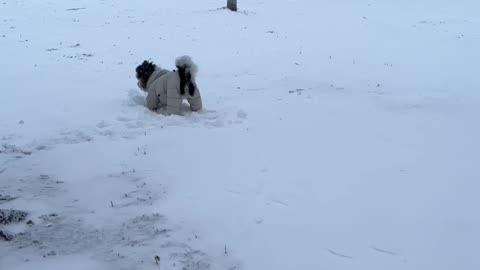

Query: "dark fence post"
left=227, top=0, right=237, bottom=11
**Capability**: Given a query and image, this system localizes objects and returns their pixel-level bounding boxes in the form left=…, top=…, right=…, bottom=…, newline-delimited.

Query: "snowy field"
left=1, top=0, right=479, bottom=269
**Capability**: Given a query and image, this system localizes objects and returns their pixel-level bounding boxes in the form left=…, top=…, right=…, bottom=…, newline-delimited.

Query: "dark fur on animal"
left=177, top=66, right=196, bottom=96
left=135, top=60, right=157, bottom=90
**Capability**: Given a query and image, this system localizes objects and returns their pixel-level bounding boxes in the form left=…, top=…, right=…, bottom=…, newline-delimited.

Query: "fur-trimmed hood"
left=146, top=68, right=170, bottom=89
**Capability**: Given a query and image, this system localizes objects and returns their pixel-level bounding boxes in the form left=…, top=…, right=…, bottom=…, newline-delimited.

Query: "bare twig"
left=371, top=246, right=397, bottom=256
left=328, top=249, right=354, bottom=259
left=66, top=8, right=86, bottom=11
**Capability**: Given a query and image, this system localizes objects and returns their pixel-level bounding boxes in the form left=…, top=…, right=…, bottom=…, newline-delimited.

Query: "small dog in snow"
left=135, top=56, right=202, bottom=115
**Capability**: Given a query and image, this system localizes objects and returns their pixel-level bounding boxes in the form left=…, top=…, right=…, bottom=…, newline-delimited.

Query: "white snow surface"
left=1, top=0, right=479, bottom=269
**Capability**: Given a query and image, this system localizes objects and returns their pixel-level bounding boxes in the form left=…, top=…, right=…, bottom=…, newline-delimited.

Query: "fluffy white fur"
left=175, top=55, right=198, bottom=78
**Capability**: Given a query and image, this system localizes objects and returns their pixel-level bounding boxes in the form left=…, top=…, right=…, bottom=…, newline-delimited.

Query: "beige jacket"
left=145, top=69, right=202, bottom=115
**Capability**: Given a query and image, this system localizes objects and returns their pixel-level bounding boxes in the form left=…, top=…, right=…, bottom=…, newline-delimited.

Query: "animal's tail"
left=175, top=55, right=198, bottom=96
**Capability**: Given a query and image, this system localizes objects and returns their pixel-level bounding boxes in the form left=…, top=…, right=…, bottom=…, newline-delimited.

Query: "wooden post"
left=227, top=0, right=237, bottom=11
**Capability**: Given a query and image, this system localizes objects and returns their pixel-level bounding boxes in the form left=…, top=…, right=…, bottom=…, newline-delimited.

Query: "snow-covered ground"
left=1, top=0, right=479, bottom=269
